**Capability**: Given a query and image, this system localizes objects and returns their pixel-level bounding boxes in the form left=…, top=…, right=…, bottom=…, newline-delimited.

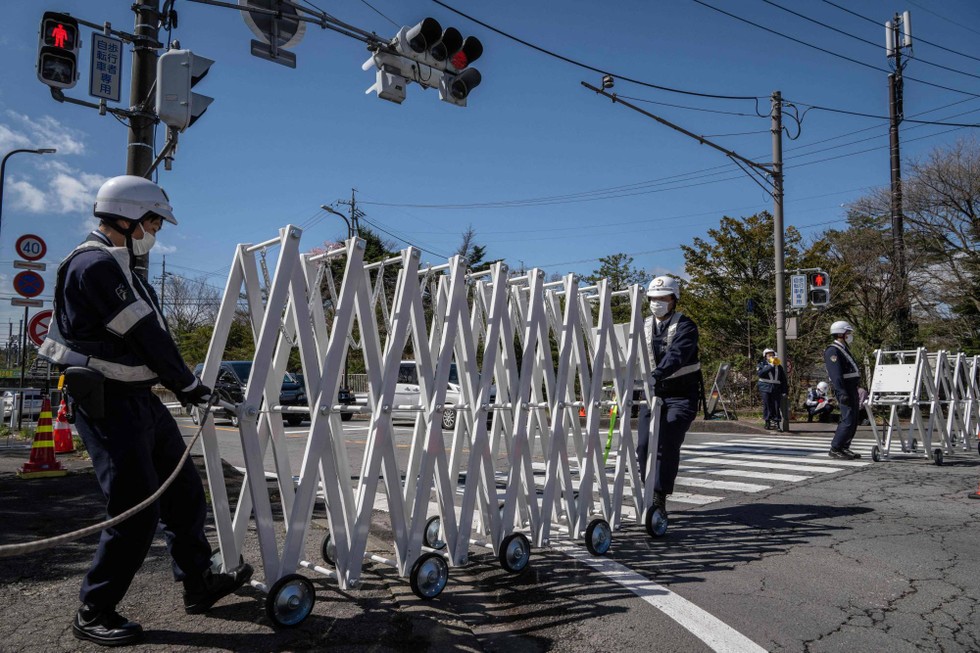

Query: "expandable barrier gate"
left=195, top=226, right=663, bottom=626
left=865, top=348, right=980, bottom=465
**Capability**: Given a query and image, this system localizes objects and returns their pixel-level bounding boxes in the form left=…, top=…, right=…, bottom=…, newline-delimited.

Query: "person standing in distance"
left=39, top=175, right=253, bottom=647
left=824, top=320, right=862, bottom=460
left=637, top=275, right=701, bottom=536
left=757, top=347, right=786, bottom=431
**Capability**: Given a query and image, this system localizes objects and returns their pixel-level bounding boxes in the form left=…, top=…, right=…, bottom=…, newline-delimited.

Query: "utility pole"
left=335, top=188, right=364, bottom=236
left=160, top=255, right=167, bottom=318
left=129, top=0, right=161, bottom=281
left=771, top=92, right=789, bottom=433
left=887, top=11, right=914, bottom=346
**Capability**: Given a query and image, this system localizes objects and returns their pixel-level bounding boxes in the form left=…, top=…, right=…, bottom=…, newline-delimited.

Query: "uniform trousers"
left=637, top=390, right=699, bottom=494
left=830, top=385, right=861, bottom=451
left=75, top=385, right=212, bottom=610
left=761, top=391, right=781, bottom=424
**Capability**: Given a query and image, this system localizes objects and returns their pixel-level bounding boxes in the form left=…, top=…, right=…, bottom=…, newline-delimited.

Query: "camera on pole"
left=37, top=12, right=80, bottom=89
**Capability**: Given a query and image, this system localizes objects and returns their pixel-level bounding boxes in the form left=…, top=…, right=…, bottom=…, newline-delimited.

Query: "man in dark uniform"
left=637, top=275, right=701, bottom=536
left=824, top=320, right=862, bottom=460
left=40, top=175, right=252, bottom=647
left=757, top=347, right=786, bottom=431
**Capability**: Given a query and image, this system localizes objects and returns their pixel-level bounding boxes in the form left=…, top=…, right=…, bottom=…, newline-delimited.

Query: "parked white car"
left=1, top=389, right=45, bottom=421
left=392, top=361, right=497, bottom=430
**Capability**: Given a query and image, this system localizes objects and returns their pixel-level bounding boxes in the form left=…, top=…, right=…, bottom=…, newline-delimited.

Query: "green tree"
left=586, top=253, right=648, bottom=323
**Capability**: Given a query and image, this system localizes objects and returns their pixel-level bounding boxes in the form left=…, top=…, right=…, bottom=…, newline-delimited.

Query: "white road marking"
left=673, top=476, right=770, bottom=492
left=554, top=544, right=768, bottom=653
left=684, top=456, right=845, bottom=473
left=685, top=466, right=811, bottom=483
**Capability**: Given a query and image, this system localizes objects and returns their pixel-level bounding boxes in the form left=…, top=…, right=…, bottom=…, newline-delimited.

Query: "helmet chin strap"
left=105, top=218, right=141, bottom=268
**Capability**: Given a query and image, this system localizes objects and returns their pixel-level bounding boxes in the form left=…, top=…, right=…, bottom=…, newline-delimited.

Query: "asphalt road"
left=1, top=417, right=979, bottom=652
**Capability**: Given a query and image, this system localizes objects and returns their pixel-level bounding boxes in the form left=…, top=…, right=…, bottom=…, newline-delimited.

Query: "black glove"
left=177, top=378, right=213, bottom=407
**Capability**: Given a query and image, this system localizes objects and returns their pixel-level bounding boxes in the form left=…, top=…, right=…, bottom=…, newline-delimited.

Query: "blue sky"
left=2, top=0, right=979, bottom=336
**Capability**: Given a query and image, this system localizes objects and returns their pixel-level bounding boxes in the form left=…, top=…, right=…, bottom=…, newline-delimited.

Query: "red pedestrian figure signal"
left=51, top=23, right=68, bottom=48
left=808, top=270, right=831, bottom=307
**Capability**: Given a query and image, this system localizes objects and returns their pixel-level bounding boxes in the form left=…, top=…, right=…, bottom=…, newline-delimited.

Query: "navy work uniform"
left=757, top=355, right=786, bottom=429
left=637, top=311, right=701, bottom=494
left=825, top=340, right=861, bottom=452
left=40, top=231, right=213, bottom=611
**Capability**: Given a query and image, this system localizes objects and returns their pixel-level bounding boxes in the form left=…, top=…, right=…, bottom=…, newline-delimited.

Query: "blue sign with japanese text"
left=90, top=33, right=123, bottom=102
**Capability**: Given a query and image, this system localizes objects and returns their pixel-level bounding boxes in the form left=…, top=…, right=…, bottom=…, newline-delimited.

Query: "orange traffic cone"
left=969, top=477, right=980, bottom=500
left=53, top=399, right=75, bottom=454
left=18, top=397, right=67, bottom=479
left=579, top=406, right=587, bottom=418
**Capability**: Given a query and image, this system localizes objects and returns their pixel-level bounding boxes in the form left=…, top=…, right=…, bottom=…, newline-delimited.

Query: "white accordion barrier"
left=865, top=348, right=980, bottom=465
left=194, top=226, right=662, bottom=626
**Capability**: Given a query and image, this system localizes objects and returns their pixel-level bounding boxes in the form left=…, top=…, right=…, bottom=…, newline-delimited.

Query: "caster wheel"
left=644, top=507, right=668, bottom=538
left=424, top=515, right=446, bottom=550
left=498, top=532, right=531, bottom=574
left=321, top=533, right=336, bottom=565
left=933, top=448, right=944, bottom=466
left=585, top=518, right=612, bottom=556
left=871, top=445, right=880, bottom=463
left=410, top=553, right=448, bottom=599
left=265, top=574, right=315, bottom=628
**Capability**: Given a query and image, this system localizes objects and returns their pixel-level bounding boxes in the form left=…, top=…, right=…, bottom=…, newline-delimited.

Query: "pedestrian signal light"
left=37, top=12, right=80, bottom=89
left=808, top=270, right=830, bottom=307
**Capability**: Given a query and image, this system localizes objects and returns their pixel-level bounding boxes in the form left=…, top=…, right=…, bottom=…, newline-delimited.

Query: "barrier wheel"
left=424, top=515, right=446, bottom=550
left=498, top=532, right=530, bottom=574
left=871, top=445, right=880, bottom=463
left=321, top=533, right=336, bottom=565
left=644, top=507, right=668, bottom=538
left=265, top=574, right=315, bottom=628
left=442, top=407, right=457, bottom=430
left=933, top=448, right=944, bottom=466
left=585, top=518, right=612, bottom=556
left=410, top=553, right=448, bottom=599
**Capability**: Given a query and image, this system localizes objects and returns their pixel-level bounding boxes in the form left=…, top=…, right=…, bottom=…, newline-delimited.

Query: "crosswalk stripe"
left=673, top=476, right=770, bottom=492
left=685, top=445, right=871, bottom=465
left=686, top=466, right=811, bottom=482
left=685, top=456, right=846, bottom=473
left=723, top=436, right=874, bottom=449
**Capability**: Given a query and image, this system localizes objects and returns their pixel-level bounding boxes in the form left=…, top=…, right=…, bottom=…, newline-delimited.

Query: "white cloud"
left=0, top=123, right=32, bottom=152
left=154, top=240, right=178, bottom=255
left=3, top=110, right=87, bottom=155
left=51, top=170, right=104, bottom=213
left=6, top=179, right=47, bottom=212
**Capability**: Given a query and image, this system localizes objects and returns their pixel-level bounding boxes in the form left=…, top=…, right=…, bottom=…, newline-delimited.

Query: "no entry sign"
left=28, top=309, right=53, bottom=347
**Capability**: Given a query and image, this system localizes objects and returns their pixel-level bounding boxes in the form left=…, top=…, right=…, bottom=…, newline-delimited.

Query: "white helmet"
left=763, top=348, right=775, bottom=357
left=817, top=381, right=829, bottom=393
left=94, top=175, right=177, bottom=225
left=829, top=320, right=854, bottom=335
left=647, top=275, right=680, bottom=299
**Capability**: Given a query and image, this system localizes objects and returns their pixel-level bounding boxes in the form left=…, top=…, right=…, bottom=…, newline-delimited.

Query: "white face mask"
left=845, top=333, right=854, bottom=344
left=131, top=231, right=155, bottom=256
left=649, top=300, right=670, bottom=319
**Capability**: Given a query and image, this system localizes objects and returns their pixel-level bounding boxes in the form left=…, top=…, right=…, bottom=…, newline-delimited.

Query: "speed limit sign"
left=15, top=234, right=47, bottom=262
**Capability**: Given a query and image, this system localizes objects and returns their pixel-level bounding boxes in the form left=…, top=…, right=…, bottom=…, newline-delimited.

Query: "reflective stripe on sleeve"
left=106, top=301, right=153, bottom=336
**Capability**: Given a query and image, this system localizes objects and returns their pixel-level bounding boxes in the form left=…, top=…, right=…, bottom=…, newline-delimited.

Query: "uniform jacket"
left=756, top=359, right=786, bottom=394
left=644, top=311, right=700, bottom=397
left=39, top=231, right=195, bottom=391
left=823, top=340, right=861, bottom=398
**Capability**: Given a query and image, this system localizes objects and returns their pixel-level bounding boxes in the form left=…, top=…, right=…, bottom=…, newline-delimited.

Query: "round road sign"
left=13, top=271, right=45, bottom=298
left=28, top=310, right=53, bottom=347
left=15, top=234, right=47, bottom=262
left=240, top=0, right=306, bottom=48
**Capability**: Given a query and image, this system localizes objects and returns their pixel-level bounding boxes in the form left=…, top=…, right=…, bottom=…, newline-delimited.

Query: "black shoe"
left=829, top=448, right=848, bottom=460
left=842, top=448, right=862, bottom=459
left=73, top=604, right=143, bottom=647
left=653, top=490, right=668, bottom=517
left=183, top=563, right=254, bottom=614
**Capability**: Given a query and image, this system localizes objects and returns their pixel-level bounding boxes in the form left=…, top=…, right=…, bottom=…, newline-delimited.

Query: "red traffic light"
left=42, top=13, right=78, bottom=51
left=811, top=273, right=827, bottom=287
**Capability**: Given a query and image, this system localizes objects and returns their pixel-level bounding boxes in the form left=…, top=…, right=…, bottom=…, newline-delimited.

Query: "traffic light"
left=364, top=18, right=483, bottom=106
left=156, top=50, right=214, bottom=132
left=37, top=12, right=80, bottom=89
left=808, top=270, right=830, bottom=307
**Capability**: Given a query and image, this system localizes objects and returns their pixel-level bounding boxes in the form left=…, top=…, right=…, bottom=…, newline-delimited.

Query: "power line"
left=760, top=0, right=980, bottom=83
left=906, top=0, right=980, bottom=39
left=822, top=0, right=980, bottom=63
left=431, top=0, right=766, bottom=102
left=359, top=216, right=448, bottom=259
left=690, top=0, right=980, bottom=99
